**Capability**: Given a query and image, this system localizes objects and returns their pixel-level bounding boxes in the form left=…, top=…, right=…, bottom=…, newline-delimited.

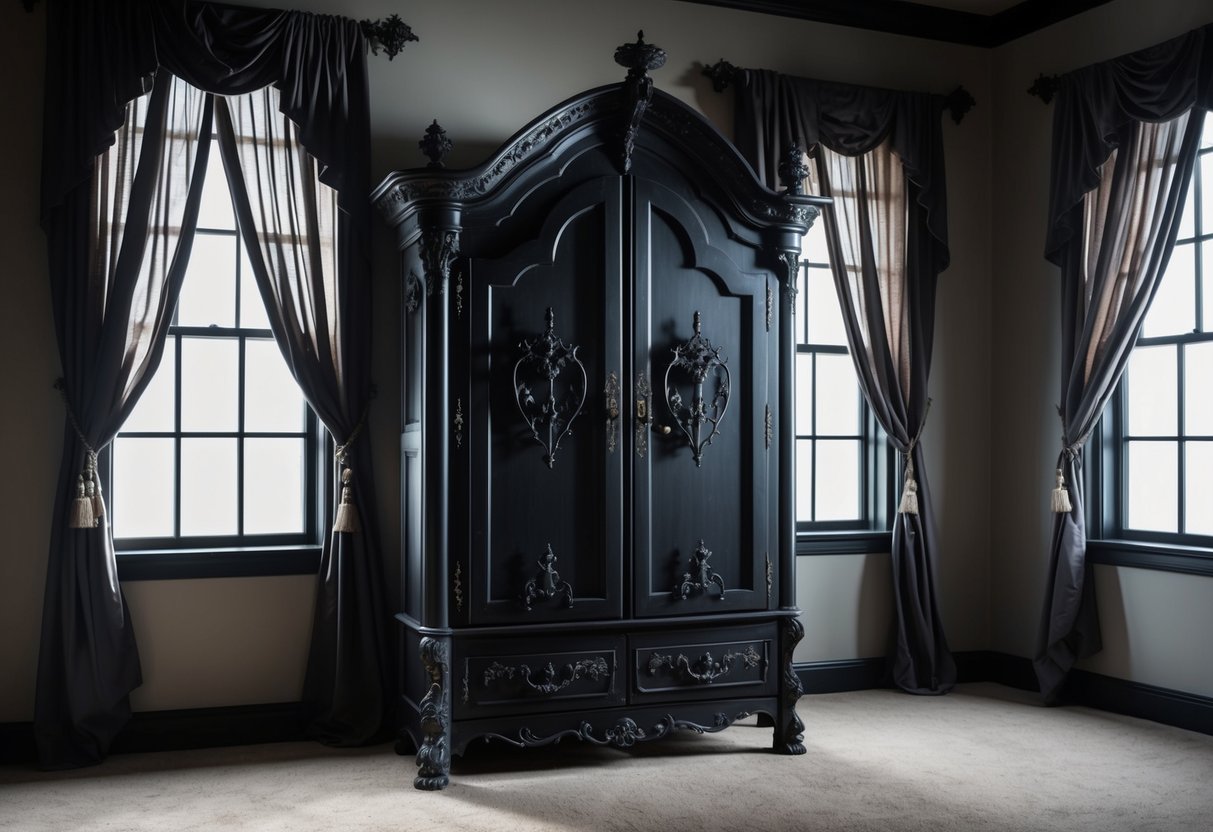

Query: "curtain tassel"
left=333, top=467, right=360, bottom=534
left=88, top=450, right=107, bottom=527
left=68, top=474, right=96, bottom=529
left=898, top=461, right=919, bottom=515
left=1051, top=467, right=1072, bottom=514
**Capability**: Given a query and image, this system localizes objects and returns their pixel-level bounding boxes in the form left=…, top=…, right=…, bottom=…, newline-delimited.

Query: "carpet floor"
left=1, top=683, right=1211, bottom=831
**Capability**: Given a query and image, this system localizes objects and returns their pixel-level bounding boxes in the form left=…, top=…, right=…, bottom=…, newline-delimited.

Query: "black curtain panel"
left=1035, top=25, right=1212, bottom=703
left=37, top=0, right=383, bottom=767
left=734, top=70, right=955, bottom=694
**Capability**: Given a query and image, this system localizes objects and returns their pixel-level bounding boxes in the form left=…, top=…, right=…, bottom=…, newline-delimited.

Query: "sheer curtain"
left=1036, top=28, right=1208, bottom=698
left=735, top=70, right=956, bottom=694
left=216, top=86, right=385, bottom=743
left=38, top=71, right=212, bottom=768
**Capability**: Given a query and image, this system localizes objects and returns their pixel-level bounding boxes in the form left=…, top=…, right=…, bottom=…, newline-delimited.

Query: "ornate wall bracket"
left=522, top=544, right=575, bottom=610
left=514, top=308, right=587, bottom=469
left=360, top=14, right=419, bottom=60
left=675, top=540, right=726, bottom=600
left=420, top=229, right=459, bottom=297
left=701, top=58, right=740, bottom=93
left=1027, top=73, right=1060, bottom=105
left=483, top=657, right=609, bottom=696
left=415, top=638, right=451, bottom=790
left=646, top=646, right=762, bottom=685
left=613, top=30, right=667, bottom=174
left=664, top=311, right=730, bottom=467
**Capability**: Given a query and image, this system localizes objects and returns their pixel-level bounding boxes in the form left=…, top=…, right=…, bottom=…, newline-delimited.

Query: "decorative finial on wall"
left=360, top=14, right=418, bottom=60
left=702, top=59, right=740, bottom=93
left=419, top=120, right=453, bottom=168
left=1027, top=73, right=1060, bottom=104
left=613, top=30, right=667, bottom=175
left=944, top=85, right=976, bottom=125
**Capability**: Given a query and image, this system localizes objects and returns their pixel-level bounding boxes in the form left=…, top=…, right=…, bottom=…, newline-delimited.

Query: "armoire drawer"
left=454, top=635, right=624, bottom=719
left=629, top=623, right=776, bottom=703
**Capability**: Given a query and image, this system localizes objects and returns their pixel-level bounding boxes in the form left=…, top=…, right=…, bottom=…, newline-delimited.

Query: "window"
left=109, top=137, right=324, bottom=575
left=794, top=218, right=894, bottom=545
left=1093, top=114, right=1213, bottom=565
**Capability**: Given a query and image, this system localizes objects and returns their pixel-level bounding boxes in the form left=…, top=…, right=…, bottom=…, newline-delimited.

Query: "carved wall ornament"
left=613, top=30, right=667, bottom=174
left=415, top=638, right=450, bottom=789
left=360, top=14, right=419, bottom=60
left=522, top=544, right=575, bottom=610
left=405, top=269, right=422, bottom=314
left=646, top=645, right=763, bottom=685
left=514, top=308, right=587, bottom=469
left=664, top=311, right=730, bottom=467
left=483, top=656, right=608, bottom=696
left=420, top=229, right=459, bottom=297
left=675, top=540, right=727, bottom=600
left=419, top=119, right=453, bottom=168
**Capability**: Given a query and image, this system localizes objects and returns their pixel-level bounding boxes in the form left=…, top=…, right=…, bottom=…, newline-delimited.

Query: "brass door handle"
left=652, top=424, right=671, bottom=435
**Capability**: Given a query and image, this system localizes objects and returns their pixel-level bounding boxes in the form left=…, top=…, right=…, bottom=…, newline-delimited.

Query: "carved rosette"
left=415, top=637, right=451, bottom=789
left=420, top=229, right=459, bottom=297
left=777, top=617, right=806, bottom=755
left=646, top=646, right=763, bottom=685
left=605, top=718, right=646, bottom=748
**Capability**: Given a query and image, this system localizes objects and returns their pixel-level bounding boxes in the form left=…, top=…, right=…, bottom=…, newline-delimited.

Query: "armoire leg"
left=774, top=615, right=806, bottom=755
left=414, top=636, right=452, bottom=790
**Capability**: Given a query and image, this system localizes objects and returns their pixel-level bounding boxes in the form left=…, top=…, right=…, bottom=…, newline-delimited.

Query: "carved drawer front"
left=630, top=623, right=776, bottom=704
left=456, top=636, right=624, bottom=719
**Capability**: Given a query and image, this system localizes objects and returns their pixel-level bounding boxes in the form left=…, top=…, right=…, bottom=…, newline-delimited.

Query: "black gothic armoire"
left=372, top=35, right=826, bottom=790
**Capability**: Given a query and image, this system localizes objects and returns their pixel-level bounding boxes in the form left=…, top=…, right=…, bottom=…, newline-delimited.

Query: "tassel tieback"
left=1051, top=467, right=1072, bottom=514
left=56, top=376, right=106, bottom=531
left=898, top=467, right=919, bottom=515
left=333, top=467, right=360, bottom=534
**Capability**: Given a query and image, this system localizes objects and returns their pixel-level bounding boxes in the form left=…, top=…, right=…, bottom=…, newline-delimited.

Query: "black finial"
left=1027, top=73, right=1061, bottom=105
left=360, top=14, right=419, bottom=60
left=419, top=120, right=452, bottom=168
left=614, top=29, right=667, bottom=76
left=702, top=59, right=739, bottom=93
left=778, top=144, right=809, bottom=195
left=944, top=85, right=976, bottom=125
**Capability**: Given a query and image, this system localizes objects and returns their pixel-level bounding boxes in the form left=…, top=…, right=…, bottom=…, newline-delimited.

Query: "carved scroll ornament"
left=664, top=311, right=730, bottom=467
left=514, top=308, right=587, bottom=469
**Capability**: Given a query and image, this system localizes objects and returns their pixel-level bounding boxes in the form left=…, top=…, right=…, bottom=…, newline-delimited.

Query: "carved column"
left=419, top=228, right=460, bottom=297
left=774, top=615, right=806, bottom=755
left=415, top=636, right=452, bottom=789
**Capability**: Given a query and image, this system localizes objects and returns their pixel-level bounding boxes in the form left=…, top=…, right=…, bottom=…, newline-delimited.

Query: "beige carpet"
left=2, top=684, right=1211, bottom=832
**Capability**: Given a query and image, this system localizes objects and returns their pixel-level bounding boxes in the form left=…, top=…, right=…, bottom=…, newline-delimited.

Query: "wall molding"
left=677, top=0, right=1114, bottom=48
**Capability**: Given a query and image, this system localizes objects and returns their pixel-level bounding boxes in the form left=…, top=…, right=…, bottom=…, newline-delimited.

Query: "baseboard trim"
left=795, top=657, right=888, bottom=693
left=0, top=702, right=309, bottom=766
left=1066, top=671, right=1213, bottom=737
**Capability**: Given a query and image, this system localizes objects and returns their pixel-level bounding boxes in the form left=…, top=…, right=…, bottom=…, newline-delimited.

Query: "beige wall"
left=2, top=0, right=997, bottom=722
left=989, top=0, right=1213, bottom=696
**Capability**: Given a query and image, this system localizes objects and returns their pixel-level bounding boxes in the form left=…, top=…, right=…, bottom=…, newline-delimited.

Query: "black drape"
left=1035, top=24, right=1212, bottom=702
left=38, top=0, right=383, bottom=767
left=735, top=70, right=956, bottom=694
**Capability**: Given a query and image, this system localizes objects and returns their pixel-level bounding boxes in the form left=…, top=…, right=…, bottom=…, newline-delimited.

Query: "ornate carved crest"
left=514, top=308, right=587, bottom=469
left=664, top=311, right=730, bottom=467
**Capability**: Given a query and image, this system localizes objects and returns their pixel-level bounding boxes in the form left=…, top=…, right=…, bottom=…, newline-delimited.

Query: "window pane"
left=1185, top=442, right=1213, bottom=536
left=1202, top=240, right=1213, bottom=335
left=239, top=248, right=272, bottom=331
left=802, top=218, right=828, bottom=264
left=816, top=353, right=861, bottom=436
left=180, top=337, right=239, bottom=431
left=796, top=439, right=813, bottom=523
left=1142, top=242, right=1195, bottom=338
left=795, top=354, right=813, bottom=435
left=180, top=438, right=238, bottom=535
left=1125, top=441, right=1177, bottom=533
left=1185, top=342, right=1213, bottom=436
left=111, top=438, right=175, bottom=538
left=245, top=340, right=305, bottom=432
left=1177, top=169, right=1196, bottom=240
left=121, top=339, right=176, bottom=432
left=806, top=266, right=847, bottom=346
left=1202, top=153, right=1213, bottom=238
left=1202, top=115, right=1213, bottom=150
left=1124, top=345, right=1177, bottom=436
left=815, top=439, right=861, bottom=521
left=244, top=438, right=306, bottom=534
left=177, top=234, right=237, bottom=328
left=197, top=140, right=236, bottom=231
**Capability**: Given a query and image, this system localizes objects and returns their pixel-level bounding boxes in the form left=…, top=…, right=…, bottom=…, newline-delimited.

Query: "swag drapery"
left=734, top=70, right=956, bottom=694
left=38, top=0, right=385, bottom=767
left=1035, top=25, right=1213, bottom=702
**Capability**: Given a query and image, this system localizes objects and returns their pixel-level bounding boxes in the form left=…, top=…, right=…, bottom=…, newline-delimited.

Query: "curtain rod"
left=701, top=58, right=976, bottom=125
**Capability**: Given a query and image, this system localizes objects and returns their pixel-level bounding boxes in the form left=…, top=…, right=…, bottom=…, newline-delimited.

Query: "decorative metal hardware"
left=419, top=119, right=452, bottom=168
left=778, top=143, right=809, bottom=195
left=420, top=228, right=459, bottom=297
left=1028, top=73, right=1060, bottom=105
left=360, top=14, right=419, bottom=60
left=483, top=657, right=609, bottom=696
left=675, top=540, right=726, bottom=600
left=605, top=371, right=621, bottom=453
left=635, top=372, right=651, bottom=459
left=944, top=85, right=976, bottom=125
left=513, top=308, right=587, bottom=469
left=614, top=30, right=666, bottom=175
left=765, top=403, right=773, bottom=450
left=780, top=252, right=800, bottom=313
left=522, top=544, right=575, bottom=610
left=766, top=283, right=773, bottom=331
left=664, top=311, right=731, bottom=467
left=766, top=553, right=773, bottom=602
left=415, top=638, right=450, bottom=790
left=701, top=58, right=739, bottom=93
left=646, top=646, right=762, bottom=685
left=453, top=398, right=464, bottom=450
left=778, top=617, right=807, bottom=755
left=405, top=269, right=422, bottom=314
left=453, top=561, right=463, bottom=613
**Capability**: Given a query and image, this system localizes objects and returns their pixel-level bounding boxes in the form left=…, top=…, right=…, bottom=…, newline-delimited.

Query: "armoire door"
left=461, top=178, right=625, bottom=624
left=631, top=178, right=773, bottom=617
